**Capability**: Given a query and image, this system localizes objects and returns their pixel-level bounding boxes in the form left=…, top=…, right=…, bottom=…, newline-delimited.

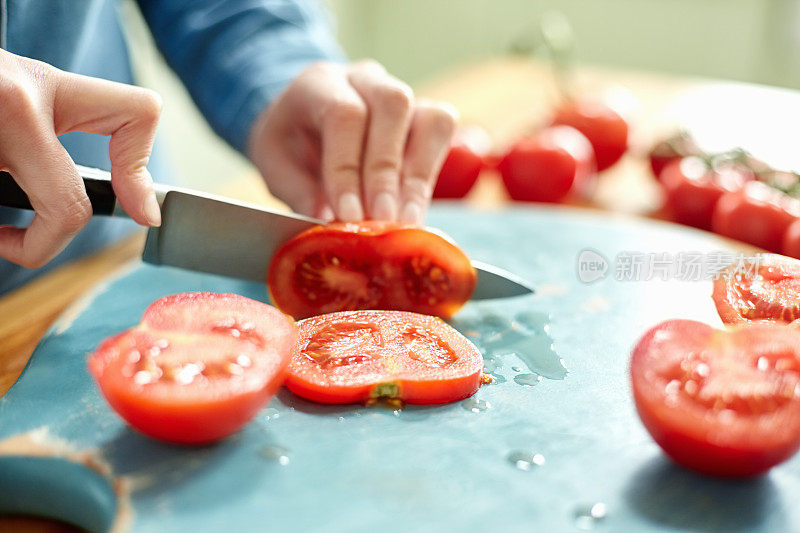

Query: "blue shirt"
left=0, top=0, right=342, bottom=294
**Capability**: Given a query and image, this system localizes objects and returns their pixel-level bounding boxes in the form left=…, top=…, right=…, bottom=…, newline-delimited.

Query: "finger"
left=259, top=144, right=330, bottom=219
left=0, top=136, right=91, bottom=268
left=348, top=61, right=413, bottom=221
left=54, top=72, right=162, bottom=227
left=309, top=65, right=368, bottom=222
left=399, top=100, right=458, bottom=224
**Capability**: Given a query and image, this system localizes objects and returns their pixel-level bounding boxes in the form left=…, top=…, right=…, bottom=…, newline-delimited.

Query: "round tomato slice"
left=631, top=320, right=800, bottom=477
left=286, top=310, right=483, bottom=405
left=712, top=254, right=800, bottom=325
left=267, top=222, right=477, bottom=319
left=88, top=292, right=296, bottom=444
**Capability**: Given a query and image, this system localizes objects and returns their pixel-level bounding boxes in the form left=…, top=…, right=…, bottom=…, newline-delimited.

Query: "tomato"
left=498, top=126, right=596, bottom=203
left=267, top=222, right=477, bottom=320
left=550, top=100, right=628, bottom=171
left=712, top=254, right=800, bottom=325
left=286, top=310, right=482, bottom=404
left=661, top=157, right=751, bottom=230
left=783, top=219, right=800, bottom=259
left=712, top=181, right=800, bottom=252
left=631, top=319, right=800, bottom=477
left=433, top=125, right=491, bottom=199
left=88, top=292, right=296, bottom=444
left=647, top=131, right=702, bottom=180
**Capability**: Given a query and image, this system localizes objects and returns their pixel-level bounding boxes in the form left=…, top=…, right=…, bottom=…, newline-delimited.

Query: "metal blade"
left=142, top=189, right=535, bottom=299
left=470, top=260, right=535, bottom=300
left=142, top=190, right=320, bottom=281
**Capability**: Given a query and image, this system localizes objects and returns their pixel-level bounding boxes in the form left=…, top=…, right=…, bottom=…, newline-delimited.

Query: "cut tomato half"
left=631, top=320, right=800, bottom=477
left=286, top=310, right=483, bottom=405
left=712, top=254, right=800, bottom=324
left=267, top=222, right=477, bottom=319
left=88, top=292, right=296, bottom=444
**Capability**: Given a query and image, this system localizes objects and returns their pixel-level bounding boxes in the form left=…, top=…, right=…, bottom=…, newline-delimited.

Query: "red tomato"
left=433, top=125, right=491, bottom=199
left=661, top=157, right=751, bottom=230
left=631, top=319, right=800, bottom=477
left=712, top=181, right=800, bottom=252
left=712, top=254, right=800, bottom=324
left=550, top=100, right=628, bottom=171
left=498, top=126, right=596, bottom=203
left=783, top=219, right=800, bottom=259
left=88, top=292, right=296, bottom=444
left=286, top=310, right=483, bottom=404
left=267, top=222, right=477, bottom=320
left=647, top=132, right=702, bottom=180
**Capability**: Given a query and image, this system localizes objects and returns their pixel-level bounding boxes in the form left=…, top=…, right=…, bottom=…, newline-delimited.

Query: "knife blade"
left=0, top=166, right=534, bottom=299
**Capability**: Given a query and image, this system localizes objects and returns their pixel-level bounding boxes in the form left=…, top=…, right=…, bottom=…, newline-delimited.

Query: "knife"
left=0, top=165, right=534, bottom=299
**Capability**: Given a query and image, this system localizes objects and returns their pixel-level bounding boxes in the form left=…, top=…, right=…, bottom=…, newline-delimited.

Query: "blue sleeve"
left=137, top=0, right=345, bottom=154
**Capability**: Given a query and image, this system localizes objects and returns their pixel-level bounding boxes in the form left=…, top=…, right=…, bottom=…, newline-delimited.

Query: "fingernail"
left=400, top=202, right=424, bottom=225
left=372, top=192, right=397, bottom=221
left=143, top=192, right=161, bottom=226
left=337, top=193, right=363, bottom=222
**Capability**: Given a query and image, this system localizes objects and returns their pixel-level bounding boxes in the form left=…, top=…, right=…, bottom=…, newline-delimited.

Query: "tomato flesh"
left=712, top=254, right=800, bottom=325
left=286, top=310, right=483, bottom=405
left=88, top=292, right=296, bottom=444
left=267, top=222, right=477, bottom=319
left=631, top=320, right=800, bottom=477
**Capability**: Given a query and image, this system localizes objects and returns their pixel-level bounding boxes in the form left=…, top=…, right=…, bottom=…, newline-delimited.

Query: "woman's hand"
left=0, top=49, right=162, bottom=268
left=248, top=60, right=457, bottom=224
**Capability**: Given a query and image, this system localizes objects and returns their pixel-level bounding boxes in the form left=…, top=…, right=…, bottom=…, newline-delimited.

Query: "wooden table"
left=0, top=57, right=759, bottom=530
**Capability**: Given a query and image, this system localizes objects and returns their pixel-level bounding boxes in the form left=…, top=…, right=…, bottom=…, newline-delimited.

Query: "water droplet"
left=490, top=373, right=506, bottom=384
left=507, top=451, right=545, bottom=470
left=514, top=373, right=542, bottom=387
left=574, top=502, right=607, bottom=530
left=262, top=408, right=280, bottom=421
left=461, top=397, right=491, bottom=413
left=259, top=445, right=290, bottom=466
left=512, top=366, right=522, bottom=372
left=483, top=357, right=502, bottom=373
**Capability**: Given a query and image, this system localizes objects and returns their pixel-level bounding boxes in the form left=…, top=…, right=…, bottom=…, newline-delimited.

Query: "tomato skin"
left=783, top=219, right=800, bottom=259
left=647, top=132, right=702, bottom=180
left=712, top=254, right=800, bottom=325
left=712, top=181, right=800, bottom=252
left=88, top=293, right=296, bottom=445
left=661, top=157, right=751, bottom=230
left=550, top=100, right=628, bottom=171
left=631, top=320, right=800, bottom=477
left=268, top=222, right=476, bottom=320
left=286, top=310, right=483, bottom=405
left=433, top=126, right=491, bottom=199
left=498, top=126, right=596, bottom=203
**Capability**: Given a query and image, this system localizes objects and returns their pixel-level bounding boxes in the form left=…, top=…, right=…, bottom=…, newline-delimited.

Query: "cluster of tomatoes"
left=650, top=131, right=800, bottom=257
left=631, top=254, right=800, bottom=478
left=433, top=99, right=629, bottom=203
left=88, top=223, right=484, bottom=445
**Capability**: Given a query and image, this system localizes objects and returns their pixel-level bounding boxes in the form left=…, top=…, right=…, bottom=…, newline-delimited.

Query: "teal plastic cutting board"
left=2, top=205, right=798, bottom=532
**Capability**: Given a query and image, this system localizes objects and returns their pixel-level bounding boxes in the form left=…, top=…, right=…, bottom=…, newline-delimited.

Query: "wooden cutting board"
left=1, top=205, right=796, bottom=532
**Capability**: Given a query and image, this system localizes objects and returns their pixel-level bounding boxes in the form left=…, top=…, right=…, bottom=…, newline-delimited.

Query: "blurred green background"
left=122, top=0, right=800, bottom=191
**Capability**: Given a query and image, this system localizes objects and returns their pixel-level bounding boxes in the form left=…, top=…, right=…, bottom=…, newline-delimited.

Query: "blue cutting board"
left=2, top=205, right=799, bottom=533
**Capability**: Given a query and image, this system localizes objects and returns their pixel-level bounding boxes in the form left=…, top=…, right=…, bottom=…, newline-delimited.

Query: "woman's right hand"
left=0, top=49, right=163, bottom=268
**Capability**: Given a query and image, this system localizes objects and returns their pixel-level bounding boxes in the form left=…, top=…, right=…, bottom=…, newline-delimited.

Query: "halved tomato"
left=286, top=310, right=483, bottom=405
left=88, top=293, right=296, bottom=444
left=267, top=222, right=477, bottom=319
left=712, top=254, right=800, bottom=325
left=631, top=319, right=800, bottom=477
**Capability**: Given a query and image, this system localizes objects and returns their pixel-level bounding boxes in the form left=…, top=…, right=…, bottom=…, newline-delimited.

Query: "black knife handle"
left=0, top=165, right=117, bottom=215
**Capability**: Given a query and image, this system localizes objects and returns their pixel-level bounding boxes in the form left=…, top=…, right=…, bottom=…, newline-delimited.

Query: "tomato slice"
left=267, top=222, right=477, bottom=319
left=631, top=320, right=800, bottom=477
left=712, top=254, right=800, bottom=325
left=88, top=292, right=296, bottom=444
left=286, top=310, right=483, bottom=405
